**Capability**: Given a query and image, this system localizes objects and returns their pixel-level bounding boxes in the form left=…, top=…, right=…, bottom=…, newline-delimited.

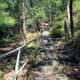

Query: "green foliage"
left=51, top=29, right=64, bottom=38
left=73, top=0, right=80, bottom=37
left=0, top=0, right=17, bottom=27
left=28, top=0, right=67, bottom=38
left=27, top=3, right=48, bottom=30
left=50, top=21, right=64, bottom=38
left=0, top=2, right=8, bottom=9
left=0, top=0, right=80, bottom=43
left=32, top=7, right=48, bottom=22
left=0, top=0, right=20, bottom=47
left=26, top=18, right=36, bottom=30
left=4, top=16, right=16, bottom=26
left=73, top=0, right=80, bottom=13
left=27, top=19, right=35, bottom=25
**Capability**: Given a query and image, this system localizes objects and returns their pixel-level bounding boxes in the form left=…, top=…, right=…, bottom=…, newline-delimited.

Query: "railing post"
left=14, top=49, right=21, bottom=80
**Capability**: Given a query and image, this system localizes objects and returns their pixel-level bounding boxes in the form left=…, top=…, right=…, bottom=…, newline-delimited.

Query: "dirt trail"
left=28, top=31, right=69, bottom=80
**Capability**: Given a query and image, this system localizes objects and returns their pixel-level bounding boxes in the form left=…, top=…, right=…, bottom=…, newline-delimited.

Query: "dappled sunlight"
left=0, top=0, right=80, bottom=80
left=26, top=32, right=41, bottom=42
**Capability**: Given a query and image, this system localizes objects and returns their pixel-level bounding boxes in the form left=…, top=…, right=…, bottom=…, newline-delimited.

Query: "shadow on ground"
left=57, top=38, right=80, bottom=79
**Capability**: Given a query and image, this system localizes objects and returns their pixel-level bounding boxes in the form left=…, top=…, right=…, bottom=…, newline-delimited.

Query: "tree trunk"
left=69, top=0, right=74, bottom=37
left=64, top=21, right=70, bottom=39
left=22, top=0, right=27, bottom=41
left=67, top=1, right=71, bottom=37
left=48, top=3, right=52, bottom=25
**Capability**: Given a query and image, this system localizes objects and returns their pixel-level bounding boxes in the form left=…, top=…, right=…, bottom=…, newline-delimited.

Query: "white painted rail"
left=14, top=49, right=21, bottom=80
left=0, top=37, right=41, bottom=80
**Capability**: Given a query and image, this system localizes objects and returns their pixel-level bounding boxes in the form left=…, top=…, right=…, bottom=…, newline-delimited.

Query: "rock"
left=42, top=31, right=49, bottom=37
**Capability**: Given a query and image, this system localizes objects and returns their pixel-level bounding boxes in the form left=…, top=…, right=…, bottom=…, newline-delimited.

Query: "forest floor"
left=27, top=39, right=70, bottom=80
left=0, top=31, right=41, bottom=80
left=1, top=33, right=80, bottom=80
left=27, top=37, right=80, bottom=80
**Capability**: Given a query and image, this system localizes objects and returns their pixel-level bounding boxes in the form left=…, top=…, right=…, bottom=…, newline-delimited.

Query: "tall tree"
left=69, top=0, right=74, bottom=37
left=22, top=0, right=32, bottom=40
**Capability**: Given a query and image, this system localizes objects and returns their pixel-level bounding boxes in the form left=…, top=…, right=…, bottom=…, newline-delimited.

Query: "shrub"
left=50, top=21, right=64, bottom=38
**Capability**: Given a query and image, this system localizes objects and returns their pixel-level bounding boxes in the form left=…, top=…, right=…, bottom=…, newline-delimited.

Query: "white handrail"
left=14, top=49, right=21, bottom=80
left=0, top=36, right=41, bottom=80
left=0, top=42, right=26, bottom=59
left=0, top=37, right=41, bottom=60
